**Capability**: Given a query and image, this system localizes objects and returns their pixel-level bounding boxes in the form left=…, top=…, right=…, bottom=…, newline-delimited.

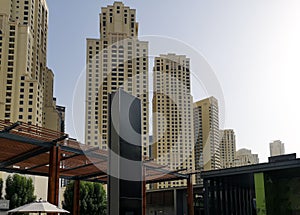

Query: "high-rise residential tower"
left=0, top=0, right=60, bottom=130
left=152, top=54, right=195, bottom=188
left=193, top=97, right=220, bottom=184
left=220, top=129, right=236, bottom=168
left=0, top=0, right=62, bottom=201
left=270, top=140, right=285, bottom=157
left=85, top=2, right=149, bottom=156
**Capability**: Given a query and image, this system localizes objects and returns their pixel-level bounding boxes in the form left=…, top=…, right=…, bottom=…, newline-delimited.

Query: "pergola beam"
left=144, top=164, right=188, bottom=179
left=0, top=167, right=49, bottom=177
left=27, top=152, right=80, bottom=171
left=0, top=132, right=54, bottom=148
left=0, top=147, right=50, bottom=168
left=76, top=171, right=107, bottom=181
left=0, top=121, right=21, bottom=133
left=52, top=135, right=68, bottom=143
left=61, top=160, right=106, bottom=173
left=146, top=176, right=187, bottom=184
left=60, top=145, right=107, bottom=160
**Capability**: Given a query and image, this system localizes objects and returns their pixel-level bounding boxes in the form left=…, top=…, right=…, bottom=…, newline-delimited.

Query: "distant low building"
left=270, top=140, right=285, bottom=157
left=235, top=148, right=259, bottom=166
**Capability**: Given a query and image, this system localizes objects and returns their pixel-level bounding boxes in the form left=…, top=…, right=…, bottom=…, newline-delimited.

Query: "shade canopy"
left=0, top=120, right=189, bottom=184
left=7, top=201, right=70, bottom=214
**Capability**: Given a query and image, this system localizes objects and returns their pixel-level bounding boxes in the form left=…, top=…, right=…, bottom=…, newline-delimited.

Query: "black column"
left=224, top=182, right=229, bottom=215
left=229, top=184, right=234, bottom=215
left=108, top=89, right=142, bottom=215
left=204, top=179, right=210, bottom=215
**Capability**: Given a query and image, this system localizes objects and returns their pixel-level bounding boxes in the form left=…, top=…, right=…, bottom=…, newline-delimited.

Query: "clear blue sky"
left=47, top=0, right=300, bottom=162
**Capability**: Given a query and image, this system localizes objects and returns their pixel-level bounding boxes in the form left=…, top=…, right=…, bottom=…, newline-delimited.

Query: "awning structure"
left=0, top=120, right=195, bottom=215
left=0, top=120, right=188, bottom=184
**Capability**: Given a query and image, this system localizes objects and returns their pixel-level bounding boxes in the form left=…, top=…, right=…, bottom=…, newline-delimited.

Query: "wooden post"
left=142, top=166, right=146, bottom=215
left=187, top=175, right=194, bottom=215
left=73, top=180, right=80, bottom=215
left=54, top=146, right=60, bottom=205
left=47, top=145, right=60, bottom=206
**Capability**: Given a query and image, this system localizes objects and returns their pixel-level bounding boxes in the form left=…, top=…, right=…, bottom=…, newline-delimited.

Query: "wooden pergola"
left=0, top=120, right=194, bottom=215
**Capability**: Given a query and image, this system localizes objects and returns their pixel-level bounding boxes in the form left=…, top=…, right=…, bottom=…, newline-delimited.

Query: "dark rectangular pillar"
left=249, top=188, right=253, bottom=215
left=238, top=187, right=242, bottom=215
left=210, top=180, right=216, bottom=215
left=219, top=180, right=225, bottom=215
left=204, top=179, right=210, bottom=215
left=216, top=179, right=221, bottom=215
left=224, top=182, right=229, bottom=215
left=229, top=185, right=234, bottom=215
left=108, top=89, right=142, bottom=215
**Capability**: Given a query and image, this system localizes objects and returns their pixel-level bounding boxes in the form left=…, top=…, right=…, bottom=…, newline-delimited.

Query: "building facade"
left=270, top=140, right=285, bottom=157
left=235, top=148, right=259, bottom=166
left=85, top=2, right=149, bottom=156
left=220, top=129, right=236, bottom=168
left=152, top=54, right=195, bottom=188
left=0, top=0, right=60, bottom=131
left=0, top=0, right=64, bottom=203
left=193, top=97, right=220, bottom=183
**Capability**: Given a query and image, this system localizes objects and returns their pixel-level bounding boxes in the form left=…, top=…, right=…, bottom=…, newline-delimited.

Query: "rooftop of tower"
left=194, top=96, right=218, bottom=106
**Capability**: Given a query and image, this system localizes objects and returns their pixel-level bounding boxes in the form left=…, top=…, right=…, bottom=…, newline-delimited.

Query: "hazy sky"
left=47, top=0, right=300, bottom=162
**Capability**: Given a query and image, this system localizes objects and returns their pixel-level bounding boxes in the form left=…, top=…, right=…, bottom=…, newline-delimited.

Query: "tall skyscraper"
left=85, top=2, right=149, bottom=156
left=235, top=148, right=259, bottom=166
left=220, top=129, right=236, bottom=168
left=270, top=140, right=285, bottom=157
left=0, top=0, right=60, bottom=130
left=152, top=54, right=195, bottom=188
left=0, top=0, right=62, bottom=201
left=193, top=97, right=220, bottom=183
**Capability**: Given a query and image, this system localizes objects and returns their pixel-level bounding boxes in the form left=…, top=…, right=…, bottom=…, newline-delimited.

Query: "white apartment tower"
left=220, top=129, right=236, bottom=168
left=152, top=54, right=195, bottom=188
left=85, top=2, right=149, bottom=156
left=0, top=0, right=60, bottom=130
left=193, top=97, right=220, bottom=183
left=270, top=140, right=285, bottom=157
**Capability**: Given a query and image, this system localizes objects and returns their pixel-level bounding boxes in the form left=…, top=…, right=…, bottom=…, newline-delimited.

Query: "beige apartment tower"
left=220, top=129, right=236, bottom=168
left=152, top=54, right=195, bottom=188
left=0, top=0, right=61, bottom=131
left=0, top=0, right=62, bottom=202
left=235, top=148, right=259, bottom=166
left=85, top=2, right=149, bottom=156
left=270, top=140, right=285, bottom=157
left=193, top=97, right=220, bottom=183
